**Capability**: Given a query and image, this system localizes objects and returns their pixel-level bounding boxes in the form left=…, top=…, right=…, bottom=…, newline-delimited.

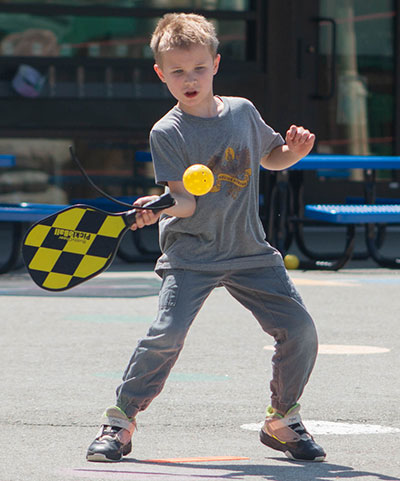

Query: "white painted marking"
left=263, top=344, right=390, bottom=354
left=292, top=278, right=358, bottom=287
left=319, top=344, right=390, bottom=354
left=101, top=271, right=159, bottom=280
left=241, top=420, right=400, bottom=435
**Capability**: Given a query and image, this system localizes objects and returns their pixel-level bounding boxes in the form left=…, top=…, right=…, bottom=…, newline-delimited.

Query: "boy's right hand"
left=130, top=195, right=163, bottom=231
left=130, top=181, right=197, bottom=230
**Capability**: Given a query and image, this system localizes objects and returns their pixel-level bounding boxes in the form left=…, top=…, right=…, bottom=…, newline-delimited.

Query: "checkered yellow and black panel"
left=22, top=205, right=127, bottom=291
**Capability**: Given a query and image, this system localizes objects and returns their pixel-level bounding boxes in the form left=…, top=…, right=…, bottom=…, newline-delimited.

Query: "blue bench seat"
left=305, top=204, right=400, bottom=224
left=0, top=203, right=67, bottom=222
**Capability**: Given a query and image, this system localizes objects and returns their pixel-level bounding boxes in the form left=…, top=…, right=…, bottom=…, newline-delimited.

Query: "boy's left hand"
left=285, top=125, right=315, bottom=158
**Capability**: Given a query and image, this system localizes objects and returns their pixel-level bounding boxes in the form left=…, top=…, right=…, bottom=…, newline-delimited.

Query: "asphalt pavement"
left=1, top=233, right=400, bottom=481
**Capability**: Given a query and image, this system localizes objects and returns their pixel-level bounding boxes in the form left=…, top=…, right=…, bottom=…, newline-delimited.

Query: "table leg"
left=365, top=223, right=400, bottom=268
left=265, top=171, right=293, bottom=254
left=298, top=224, right=357, bottom=270
left=0, top=222, right=23, bottom=274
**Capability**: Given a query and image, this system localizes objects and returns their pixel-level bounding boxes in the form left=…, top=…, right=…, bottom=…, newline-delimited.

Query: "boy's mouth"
left=184, top=90, right=198, bottom=98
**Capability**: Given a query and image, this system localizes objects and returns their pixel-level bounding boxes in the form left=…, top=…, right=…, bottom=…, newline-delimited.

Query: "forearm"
left=163, top=189, right=196, bottom=218
left=260, top=144, right=304, bottom=171
left=261, top=125, right=315, bottom=171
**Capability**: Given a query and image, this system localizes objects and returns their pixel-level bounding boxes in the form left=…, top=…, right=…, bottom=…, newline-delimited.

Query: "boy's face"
left=154, top=44, right=221, bottom=117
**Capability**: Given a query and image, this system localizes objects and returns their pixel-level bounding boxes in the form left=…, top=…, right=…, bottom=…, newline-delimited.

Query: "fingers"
left=131, top=210, right=161, bottom=230
left=286, top=125, right=315, bottom=146
left=130, top=195, right=162, bottom=231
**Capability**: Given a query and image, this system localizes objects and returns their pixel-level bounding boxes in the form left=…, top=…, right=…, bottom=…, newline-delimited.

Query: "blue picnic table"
left=265, top=154, right=400, bottom=269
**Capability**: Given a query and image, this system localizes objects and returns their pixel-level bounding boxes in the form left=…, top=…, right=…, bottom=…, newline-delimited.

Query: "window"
left=317, top=0, right=395, bottom=156
left=0, top=2, right=254, bottom=99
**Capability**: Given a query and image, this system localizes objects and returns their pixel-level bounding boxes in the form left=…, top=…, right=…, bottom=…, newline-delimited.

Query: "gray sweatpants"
left=116, top=265, right=318, bottom=418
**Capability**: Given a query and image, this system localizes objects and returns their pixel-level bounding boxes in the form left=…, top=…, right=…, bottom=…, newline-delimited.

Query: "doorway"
left=309, top=0, right=395, bottom=157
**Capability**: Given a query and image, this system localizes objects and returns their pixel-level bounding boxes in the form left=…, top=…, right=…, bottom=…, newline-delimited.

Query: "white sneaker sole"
left=285, top=450, right=326, bottom=462
left=86, top=453, right=122, bottom=463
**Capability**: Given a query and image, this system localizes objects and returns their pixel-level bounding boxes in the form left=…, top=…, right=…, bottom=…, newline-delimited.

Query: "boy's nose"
left=184, top=73, right=197, bottom=85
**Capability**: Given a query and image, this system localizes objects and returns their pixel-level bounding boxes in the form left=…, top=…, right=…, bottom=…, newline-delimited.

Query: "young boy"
left=87, top=13, right=326, bottom=463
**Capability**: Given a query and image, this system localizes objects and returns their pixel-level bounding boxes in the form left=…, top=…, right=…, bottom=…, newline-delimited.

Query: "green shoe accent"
left=285, top=403, right=301, bottom=416
left=107, top=405, right=134, bottom=422
left=266, top=403, right=301, bottom=418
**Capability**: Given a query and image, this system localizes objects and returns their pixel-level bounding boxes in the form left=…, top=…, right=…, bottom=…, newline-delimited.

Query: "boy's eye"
left=195, top=66, right=205, bottom=71
left=172, top=70, right=183, bottom=75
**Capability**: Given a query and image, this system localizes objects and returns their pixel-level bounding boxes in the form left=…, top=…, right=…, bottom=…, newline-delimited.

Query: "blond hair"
left=150, top=13, right=219, bottom=64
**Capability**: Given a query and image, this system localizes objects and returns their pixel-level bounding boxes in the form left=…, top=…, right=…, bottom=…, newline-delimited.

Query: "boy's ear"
left=213, top=54, right=221, bottom=75
left=154, top=64, right=166, bottom=83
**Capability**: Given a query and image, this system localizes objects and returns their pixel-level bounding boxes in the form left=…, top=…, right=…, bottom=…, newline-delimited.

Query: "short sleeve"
left=248, top=102, right=285, bottom=156
left=150, top=128, right=187, bottom=186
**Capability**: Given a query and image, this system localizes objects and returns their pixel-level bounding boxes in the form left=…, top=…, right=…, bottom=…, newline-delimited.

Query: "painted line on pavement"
left=292, top=277, right=400, bottom=287
left=241, top=420, right=400, bottom=435
left=66, top=465, right=238, bottom=479
left=292, top=278, right=358, bottom=287
left=144, top=456, right=249, bottom=463
left=264, top=344, right=391, bottom=354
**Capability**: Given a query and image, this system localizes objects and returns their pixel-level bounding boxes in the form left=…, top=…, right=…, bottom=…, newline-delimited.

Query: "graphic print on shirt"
left=206, top=146, right=252, bottom=199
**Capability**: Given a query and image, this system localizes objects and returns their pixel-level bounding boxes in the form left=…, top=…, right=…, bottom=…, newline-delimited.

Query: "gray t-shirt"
left=150, top=96, right=285, bottom=272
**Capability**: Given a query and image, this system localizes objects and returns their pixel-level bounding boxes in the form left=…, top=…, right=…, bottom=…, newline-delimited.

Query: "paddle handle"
left=125, top=192, right=175, bottom=226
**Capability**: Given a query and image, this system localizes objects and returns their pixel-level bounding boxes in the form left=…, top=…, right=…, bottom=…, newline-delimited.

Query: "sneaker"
left=86, top=406, right=136, bottom=462
left=259, top=404, right=326, bottom=462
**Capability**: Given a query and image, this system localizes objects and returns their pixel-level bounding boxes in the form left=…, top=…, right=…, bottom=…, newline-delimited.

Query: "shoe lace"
left=99, top=425, right=122, bottom=440
left=288, top=421, right=312, bottom=441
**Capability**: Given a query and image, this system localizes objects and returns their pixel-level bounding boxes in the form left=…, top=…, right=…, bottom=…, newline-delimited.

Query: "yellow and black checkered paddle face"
left=22, top=193, right=175, bottom=291
left=22, top=205, right=129, bottom=291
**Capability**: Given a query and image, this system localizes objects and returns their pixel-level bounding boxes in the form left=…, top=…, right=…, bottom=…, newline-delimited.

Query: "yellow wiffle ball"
left=183, top=164, right=214, bottom=196
left=284, top=254, right=300, bottom=270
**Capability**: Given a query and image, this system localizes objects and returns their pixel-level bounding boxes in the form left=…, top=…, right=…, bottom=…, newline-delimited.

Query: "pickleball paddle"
left=22, top=193, right=174, bottom=291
